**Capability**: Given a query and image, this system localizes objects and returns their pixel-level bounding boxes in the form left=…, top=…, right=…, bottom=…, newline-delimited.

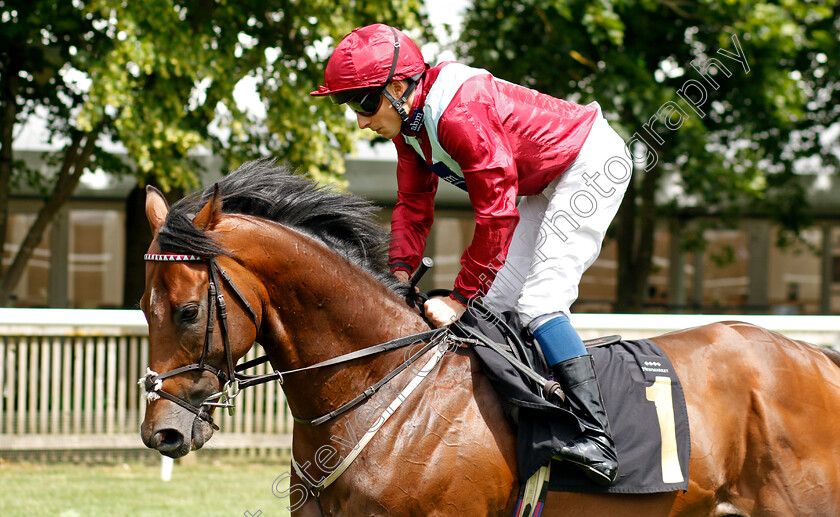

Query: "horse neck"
left=236, top=219, right=431, bottom=419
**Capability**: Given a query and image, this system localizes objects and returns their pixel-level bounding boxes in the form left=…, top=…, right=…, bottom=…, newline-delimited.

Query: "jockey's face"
left=355, top=81, right=411, bottom=140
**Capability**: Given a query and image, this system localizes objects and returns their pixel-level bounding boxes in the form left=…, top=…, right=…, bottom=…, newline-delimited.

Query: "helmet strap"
left=383, top=75, right=420, bottom=125
left=377, top=27, right=423, bottom=127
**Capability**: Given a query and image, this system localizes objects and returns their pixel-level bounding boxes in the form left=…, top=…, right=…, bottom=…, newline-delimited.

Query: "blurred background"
left=0, top=1, right=838, bottom=514
left=3, top=0, right=838, bottom=315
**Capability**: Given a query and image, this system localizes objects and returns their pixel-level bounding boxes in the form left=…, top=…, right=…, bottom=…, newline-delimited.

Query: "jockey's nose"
left=356, top=113, right=372, bottom=129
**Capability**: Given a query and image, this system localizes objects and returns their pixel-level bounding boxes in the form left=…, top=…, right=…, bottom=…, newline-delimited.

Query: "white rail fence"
left=0, top=309, right=292, bottom=455
left=1, top=309, right=838, bottom=456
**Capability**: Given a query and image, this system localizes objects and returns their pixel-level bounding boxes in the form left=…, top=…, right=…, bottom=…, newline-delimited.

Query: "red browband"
left=144, top=253, right=204, bottom=262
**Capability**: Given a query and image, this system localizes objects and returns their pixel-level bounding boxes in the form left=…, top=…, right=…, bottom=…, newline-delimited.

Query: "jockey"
left=311, top=23, right=631, bottom=486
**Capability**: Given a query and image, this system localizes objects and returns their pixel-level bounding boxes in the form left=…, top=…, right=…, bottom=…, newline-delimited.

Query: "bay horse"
left=140, top=161, right=840, bottom=516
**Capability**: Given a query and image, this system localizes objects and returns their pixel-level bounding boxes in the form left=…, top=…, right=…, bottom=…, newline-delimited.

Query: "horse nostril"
left=151, top=429, right=184, bottom=453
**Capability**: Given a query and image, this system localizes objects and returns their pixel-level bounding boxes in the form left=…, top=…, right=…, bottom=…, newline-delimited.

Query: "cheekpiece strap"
left=144, top=253, right=204, bottom=262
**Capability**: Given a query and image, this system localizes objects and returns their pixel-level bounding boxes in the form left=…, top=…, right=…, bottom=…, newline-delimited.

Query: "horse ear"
left=145, top=185, right=169, bottom=235
left=193, top=183, right=222, bottom=229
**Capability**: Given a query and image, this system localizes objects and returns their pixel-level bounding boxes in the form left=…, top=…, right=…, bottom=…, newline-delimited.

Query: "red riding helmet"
left=310, top=24, right=426, bottom=104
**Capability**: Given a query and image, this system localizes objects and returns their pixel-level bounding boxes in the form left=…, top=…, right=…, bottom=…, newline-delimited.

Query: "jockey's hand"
left=394, top=270, right=410, bottom=283
left=424, top=296, right=466, bottom=328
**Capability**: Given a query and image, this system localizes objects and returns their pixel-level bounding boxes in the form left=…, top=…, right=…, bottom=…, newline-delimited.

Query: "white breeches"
left=483, top=108, right=632, bottom=327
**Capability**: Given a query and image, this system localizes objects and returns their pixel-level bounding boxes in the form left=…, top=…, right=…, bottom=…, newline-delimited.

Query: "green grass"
left=0, top=457, right=294, bottom=517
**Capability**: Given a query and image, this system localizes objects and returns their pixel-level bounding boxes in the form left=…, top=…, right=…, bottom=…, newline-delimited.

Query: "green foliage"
left=3, top=0, right=428, bottom=191
left=459, top=0, right=839, bottom=218
left=458, top=0, right=838, bottom=309
left=0, top=0, right=428, bottom=305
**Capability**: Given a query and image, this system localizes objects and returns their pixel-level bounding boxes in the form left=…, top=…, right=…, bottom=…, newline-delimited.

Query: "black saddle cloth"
left=454, top=309, right=690, bottom=495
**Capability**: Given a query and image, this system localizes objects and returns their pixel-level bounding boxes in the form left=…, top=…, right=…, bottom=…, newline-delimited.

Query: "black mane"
left=156, top=159, right=406, bottom=294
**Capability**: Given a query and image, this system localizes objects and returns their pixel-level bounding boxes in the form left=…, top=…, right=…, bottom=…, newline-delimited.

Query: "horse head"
left=138, top=161, right=426, bottom=458
left=139, top=183, right=264, bottom=457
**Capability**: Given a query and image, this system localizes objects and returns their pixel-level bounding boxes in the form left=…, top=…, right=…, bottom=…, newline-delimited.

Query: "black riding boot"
left=552, top=354, right=619, bottom=486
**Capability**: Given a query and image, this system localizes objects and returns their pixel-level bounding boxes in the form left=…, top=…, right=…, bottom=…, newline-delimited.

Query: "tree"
left=457, top=0, right=839, bottom=311
left=0, top=0, right=428, bottom=306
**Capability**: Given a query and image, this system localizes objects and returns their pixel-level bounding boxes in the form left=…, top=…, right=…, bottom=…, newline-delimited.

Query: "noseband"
left=141, top=253, right=262, bottom=430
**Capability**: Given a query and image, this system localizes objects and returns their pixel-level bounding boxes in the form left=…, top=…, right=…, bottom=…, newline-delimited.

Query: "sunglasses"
left=346, top=89, right=384, bottom=117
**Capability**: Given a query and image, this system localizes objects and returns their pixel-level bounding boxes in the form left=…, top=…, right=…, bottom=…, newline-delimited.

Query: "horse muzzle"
left=141, top=400, right=215, bottom=458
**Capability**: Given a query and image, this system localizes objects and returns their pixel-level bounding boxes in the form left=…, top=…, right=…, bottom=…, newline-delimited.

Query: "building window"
left=2, top=212, right=50, bottom=306
left=69, top=210, right=125, bottom=309
left=2, top=205, right=124, bottom=308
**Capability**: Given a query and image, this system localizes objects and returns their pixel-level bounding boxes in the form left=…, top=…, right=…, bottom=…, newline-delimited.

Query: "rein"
left=143, top=253, right=466, bottom=515
left=141, top=253, right=447, bottom=430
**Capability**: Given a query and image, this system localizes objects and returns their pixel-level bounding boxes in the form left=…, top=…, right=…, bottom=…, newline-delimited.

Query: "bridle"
left=141, top=253, right=262, bottom=430
left=140, top=252, right=448, bottom=431
left=140, top=251, right=557, bottom=515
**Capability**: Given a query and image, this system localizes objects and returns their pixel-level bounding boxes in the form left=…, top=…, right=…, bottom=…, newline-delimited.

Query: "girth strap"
left=514, top=463, right=551, bottom=517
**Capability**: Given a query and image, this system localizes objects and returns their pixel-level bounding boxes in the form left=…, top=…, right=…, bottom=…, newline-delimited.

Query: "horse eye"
left=180, top=305, right=200, bottom=322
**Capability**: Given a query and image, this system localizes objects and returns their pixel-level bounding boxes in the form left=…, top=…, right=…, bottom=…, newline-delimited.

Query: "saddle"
left=452, top=307, right=619, bottom=423
left=450, top=304, right=691, bottom=499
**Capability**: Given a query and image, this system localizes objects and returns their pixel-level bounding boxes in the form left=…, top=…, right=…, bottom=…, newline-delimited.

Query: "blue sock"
left=532, top=314, right=587, bottom=367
